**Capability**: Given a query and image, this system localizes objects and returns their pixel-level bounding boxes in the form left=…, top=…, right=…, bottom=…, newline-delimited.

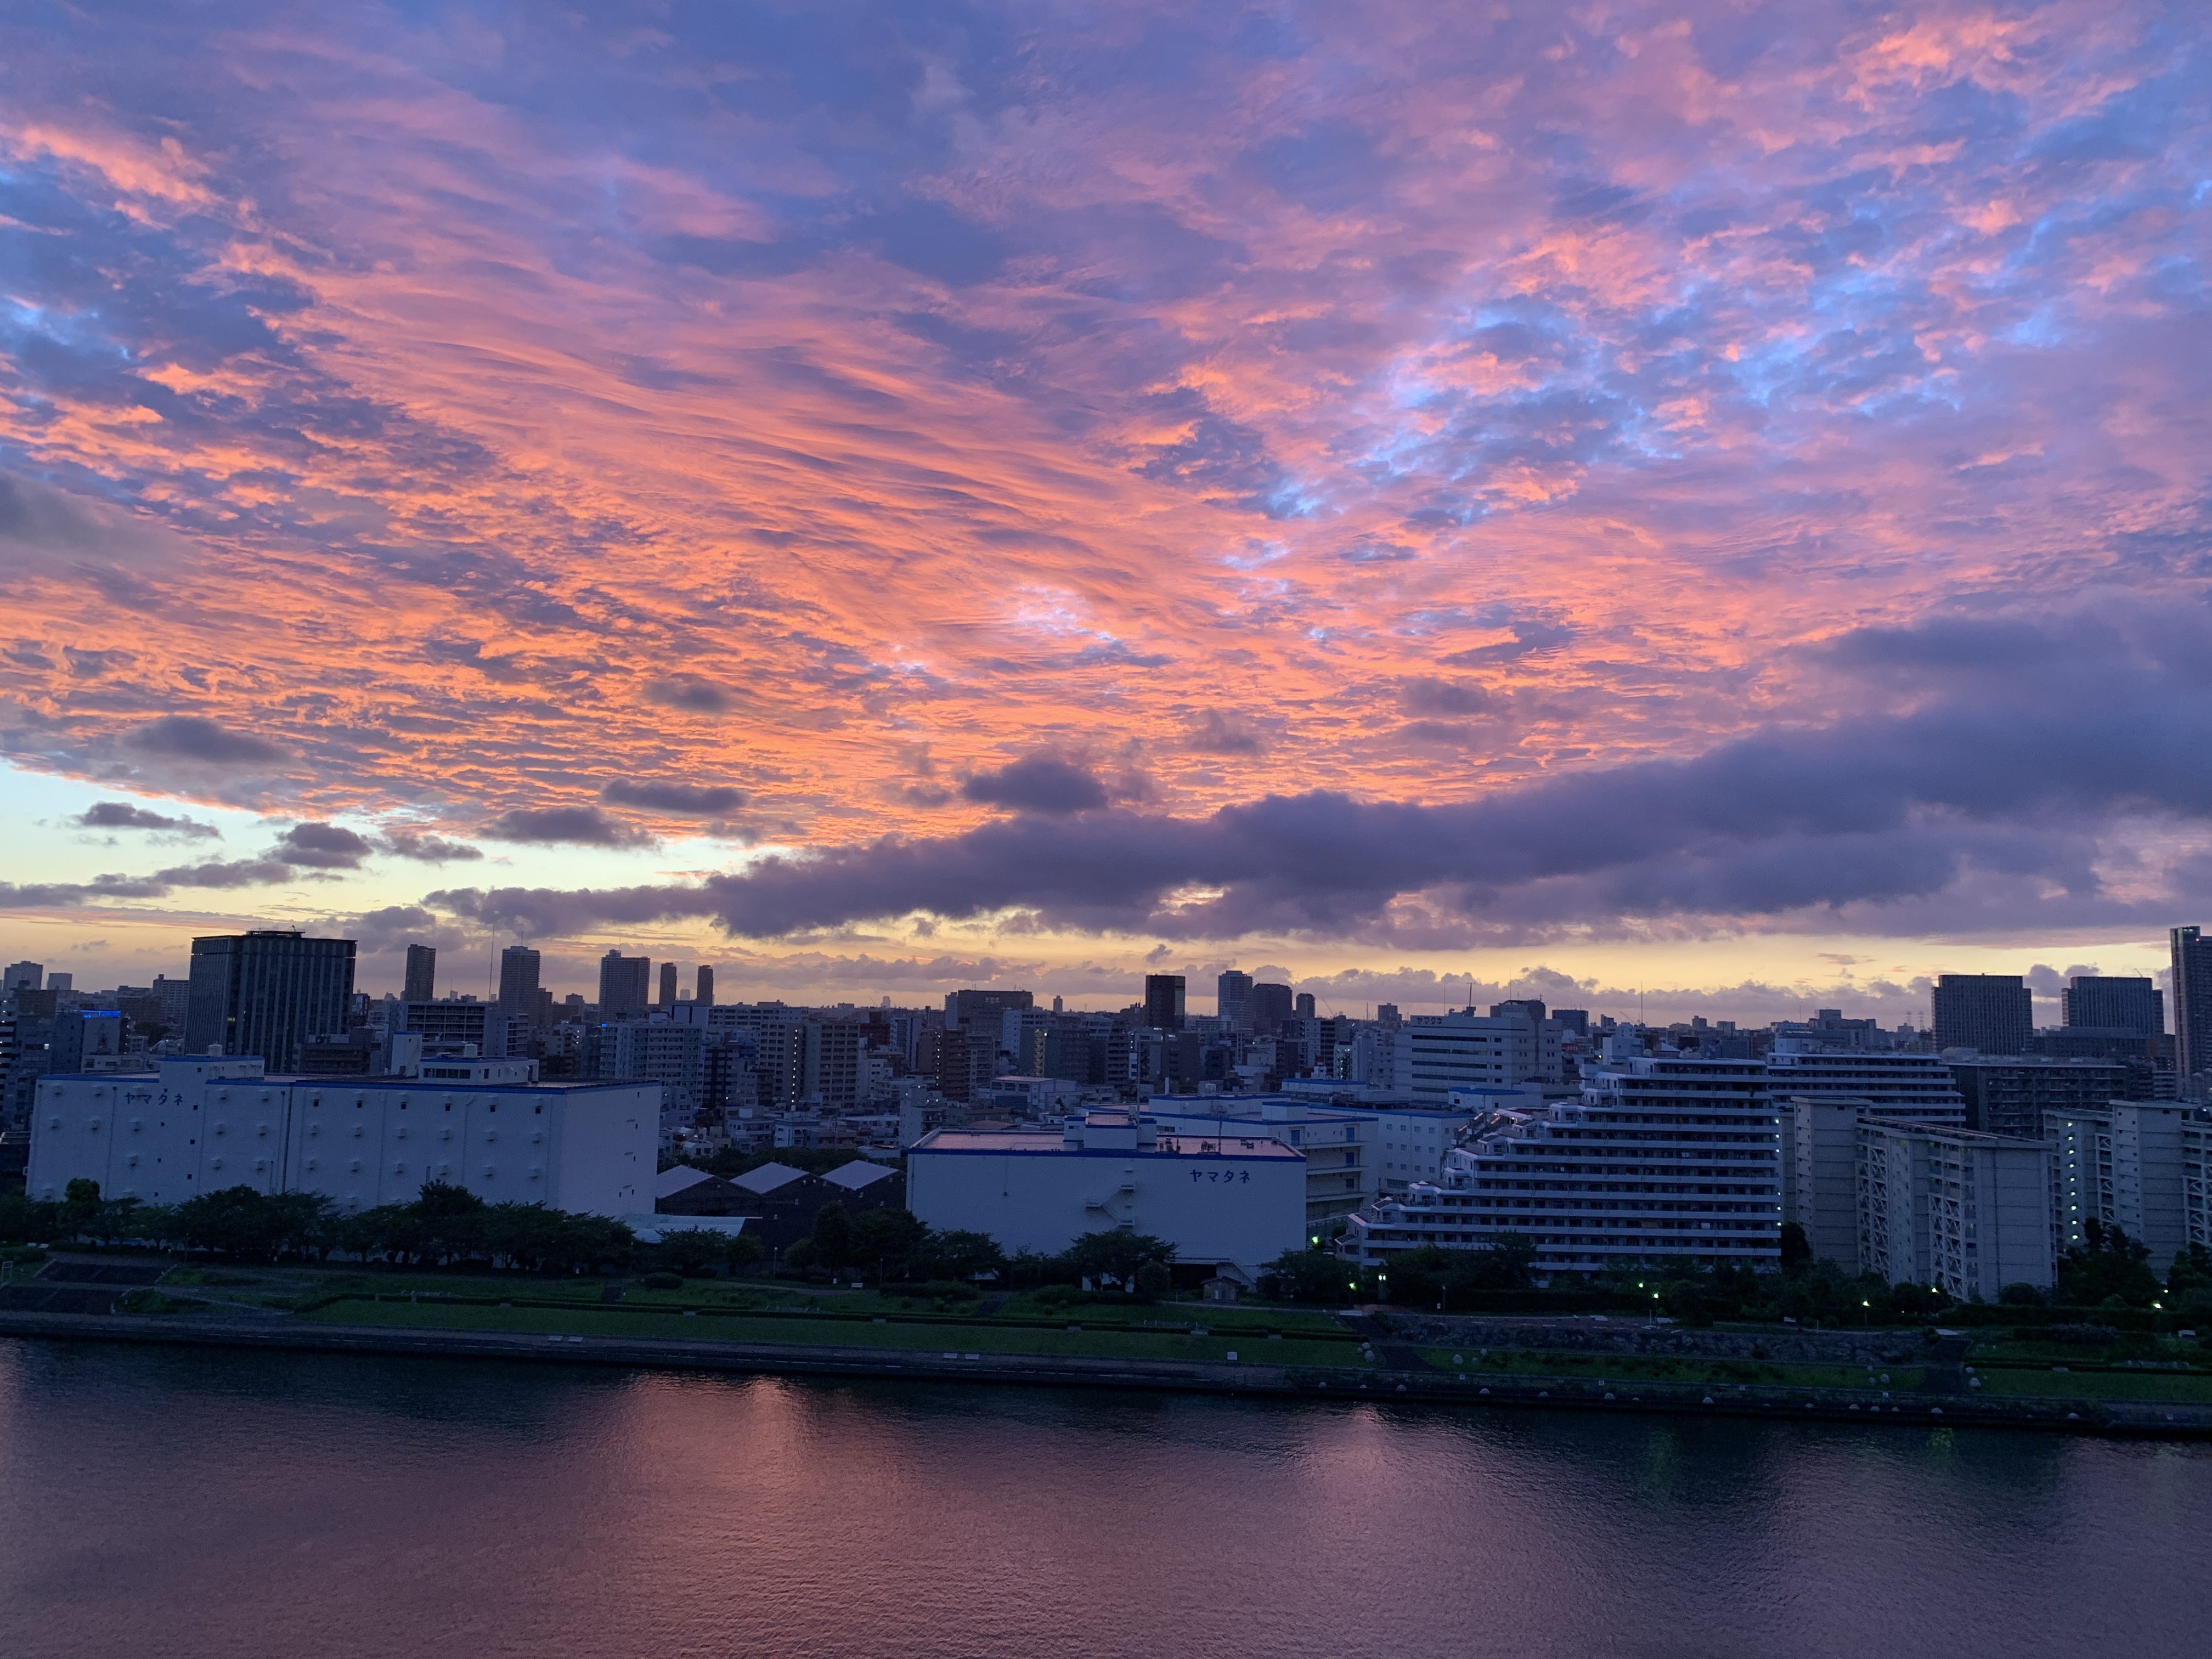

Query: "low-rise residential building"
left=907, top=1109, right=1304, bottom=1277
left=26, top=1055, right=654, bottom=1216
left=1855, top=1118, right=2052, bottom=1299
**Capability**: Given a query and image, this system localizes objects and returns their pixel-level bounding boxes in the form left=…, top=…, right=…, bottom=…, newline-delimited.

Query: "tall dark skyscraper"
left=2061, top=974, right=2163, bottom=1036
left=1143, top=974, right=1186, bottom=1030
left=2173, top=926, right=2212, bottom=1085
left=498, top=946, right=541, bottom=1014
left=183, top=931, right=356, bottom=1071
left=659, top=961, right=679, bottom=1006
left=1932, top=973, right=2032, bottom=1056
left=1216, top=969, right=1252, bottom=1033
left=696, top=964, right=715, bottom=1007
left=403, top=944, right=436, bottom=1003
left=944, top=989, right=1032, bottom=1029
left=599, top=951, right=651, bottom=1018
left=1294, top=991, right=1316, bottom=1019
left=1248, top=981, right=1294, bottom=1036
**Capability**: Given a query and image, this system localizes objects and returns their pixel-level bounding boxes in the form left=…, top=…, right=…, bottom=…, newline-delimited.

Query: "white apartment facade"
left=2047, top=1101, right=2204, bottom=1275
left=1339, top=1054, right=1780, bottom=1277
left=1855, top=1118, right=2052, bottom=1299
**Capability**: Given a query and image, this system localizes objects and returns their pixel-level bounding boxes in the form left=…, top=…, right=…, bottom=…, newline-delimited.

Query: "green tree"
left=60, top=1178, right=103, bottom=1238
left=2166, top=1242, right=2212, bottom=1297
left=848, top=1206, right=927, bottom=1281
left=1064, top=1229, right=1175, bottom=1286
left=1779, top=1221, right=1812, bottom=1269
left=653, top=1228, right=731, bottom=1277
left=914, top=1228, right=1005, bottom=1284
left=2058, top=1219, right=2160, bottom=1308
left=808, top=1201, right=854, bottom=1271
left=722, top=1231, right=765, bottom=1274
left=0, top=1193, right=64, bottom=1245
left=1258, top=1246, right=1355, bottom=1306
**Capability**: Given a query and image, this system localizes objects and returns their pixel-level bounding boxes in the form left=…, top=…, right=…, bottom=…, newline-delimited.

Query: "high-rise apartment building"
left=1143, top=974, right=1186, bottom=1031
left=1216, top=970, right=1253, bottom=1034
left=496, top=946, right=541, bottom=1017
left=2061, top=974, right=2163, bottom=1036
left=1294, top=991, right=1316, bottom=1019
left=2172, top=926, right=2212, bottom=1088
left=659, top=961, right=679, bottom=1007
left=1932, top=973, right=2032, bottom=1056
left=696, top=965, right=715, bottom=1007
left=3, top=962, right=42, bottom=995
left=182, top=932, right=357, bottom=1072
left=598, top=951, right=651, bottom=1019
left=403, top=944, right=436, bottom=1004
left=1342, top=1054, right=1780, bottom=1276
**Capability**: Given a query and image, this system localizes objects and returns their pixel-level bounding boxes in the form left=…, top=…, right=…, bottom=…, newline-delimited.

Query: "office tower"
left=1143, top=974, right=1186, bottom=1031
left=3, top=963, right=41, bottom=994
left=1376, top=1003, right=1401, bottom=1030
left=1294, top=991, right=1316, bottom=1019
left=659, top=961, right=679, bottom=1006
left=696, top=965, right=715, bottom=1007
left=45, top=973, right=72, bottom=994
left=182, top=931, right=357, bottom=1071
left=599, top=951, right=651, bottom=1019
left=2061, top=974, right=2163, bottom=1035
left=2172, top=927, right=2212, bottom=1086
left=944, top=989, right=1033, bottom=1029
left=1932, top=973, right=2032, bottom=1055
left=1248, top=981, right=1294, bottom=1035
left=1216, top=969, right=1253, bottom=1034
left=497, top=946, right=541, bottom=1015
left=403, top=944, right=436, bottom=1004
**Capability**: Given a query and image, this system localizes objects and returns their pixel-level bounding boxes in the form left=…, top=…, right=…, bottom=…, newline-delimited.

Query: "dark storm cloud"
left=482, top=805, right=649, bottom=846
left=272, top=821, right=374, bottom=870
left=77, top=800, right=218, bottom=838
left=382, top=830, right=484, bottom=863
left=416, top=606, right=2212, bottom=943
left=123, top=716, right=289, bottom=766
left=960, top=755, right=1110, bottom=815
left=602, top=779, right=751, bottom=815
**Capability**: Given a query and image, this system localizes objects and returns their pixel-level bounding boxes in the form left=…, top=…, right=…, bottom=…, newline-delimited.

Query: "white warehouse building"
left=26, top=1056, right=656, bottom=1217
left=906, top=1109, right=1305, bottom=1277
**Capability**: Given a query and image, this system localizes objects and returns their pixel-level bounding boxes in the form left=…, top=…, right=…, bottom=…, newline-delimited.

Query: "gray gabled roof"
left=730, top=1160, right=807, bottom=1195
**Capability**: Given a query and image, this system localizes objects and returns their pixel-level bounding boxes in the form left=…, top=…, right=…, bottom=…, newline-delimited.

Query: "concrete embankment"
left=3, top=1310, right=2208, bottom=1439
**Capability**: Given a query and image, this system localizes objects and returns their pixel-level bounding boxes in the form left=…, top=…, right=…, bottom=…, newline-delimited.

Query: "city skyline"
left=4, top=4, right=2209, bottom=1020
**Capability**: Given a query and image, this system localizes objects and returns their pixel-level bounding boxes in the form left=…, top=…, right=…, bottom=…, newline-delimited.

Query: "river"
left=1, top=1340, right=2204, bottom=1659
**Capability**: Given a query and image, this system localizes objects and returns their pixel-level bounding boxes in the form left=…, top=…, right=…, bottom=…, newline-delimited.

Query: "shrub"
left=638, top=1271, right=684, bottom=1290
left=1034, top=1283, right=1080, bottom=1307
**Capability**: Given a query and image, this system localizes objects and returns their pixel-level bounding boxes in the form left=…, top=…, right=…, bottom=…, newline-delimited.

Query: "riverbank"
left=5, top=1307, right=2209, bottom=1438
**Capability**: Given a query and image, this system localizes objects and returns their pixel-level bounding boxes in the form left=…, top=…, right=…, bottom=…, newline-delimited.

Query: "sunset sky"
left=3, top=2, right=2208, bottom=1020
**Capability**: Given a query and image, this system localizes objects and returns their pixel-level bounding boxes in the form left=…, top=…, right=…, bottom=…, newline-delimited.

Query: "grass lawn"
left=1966, top=1367, right=2212, bottom=1405
left=300, top=1295, right=1372, bottom=1369
left=1418, top=1348, right=1926, bottom=1392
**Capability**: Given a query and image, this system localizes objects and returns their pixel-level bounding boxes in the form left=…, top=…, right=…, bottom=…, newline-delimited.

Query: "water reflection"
left=0, top=1341, right=2203, bottom=1659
